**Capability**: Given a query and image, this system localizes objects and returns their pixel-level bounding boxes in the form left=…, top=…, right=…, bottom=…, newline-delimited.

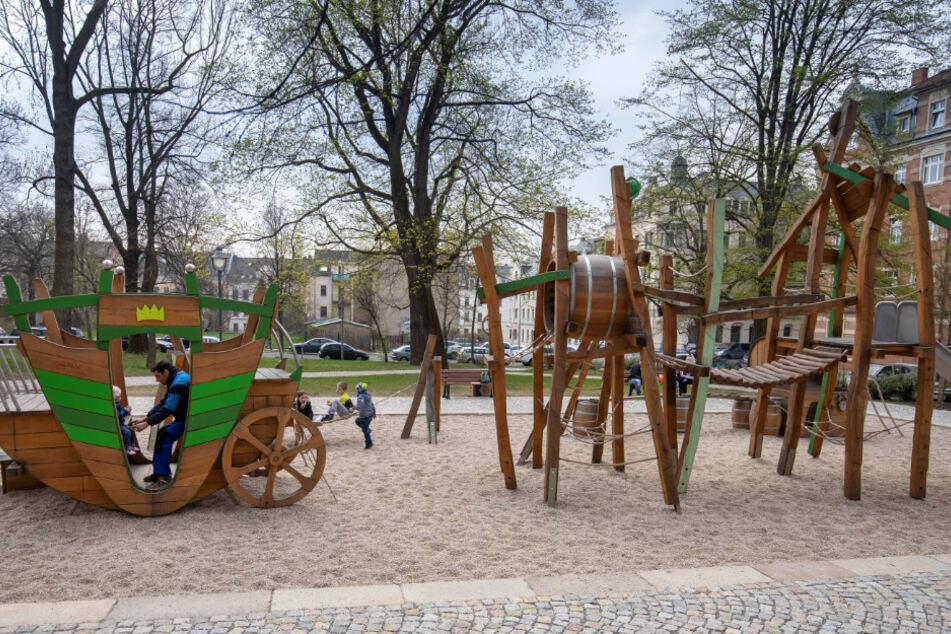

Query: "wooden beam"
left=532, top=212, right=555, bottom=469
left=844, top=171, right=894, bottom=500
left=611, top=353, right=625, bottom=472
left=31, top=279, right=63, bottom=345
left=757, top=192, right=828, bottom=279
left=659, top=254, right=678, bottom=456
left=544, top=207, right=570, bottom=504
left=908, top=182, right=936, bottom=499
left=701, top=295, right=857, bottom=325
left=472, top=239, right=516, bottom=490
left=401, top=334, right=437, bottom=439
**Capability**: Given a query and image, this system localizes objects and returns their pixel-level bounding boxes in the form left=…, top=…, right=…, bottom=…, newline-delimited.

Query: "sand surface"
left=1, top=413, right=950, bottom=602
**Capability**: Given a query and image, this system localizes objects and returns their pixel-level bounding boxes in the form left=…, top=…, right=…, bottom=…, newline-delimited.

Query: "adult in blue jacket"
left=132, top=360, right=191, bottom=490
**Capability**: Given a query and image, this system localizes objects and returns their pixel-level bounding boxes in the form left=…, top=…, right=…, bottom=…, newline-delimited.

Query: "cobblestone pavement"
left=4, top=571, right=949, bottom=633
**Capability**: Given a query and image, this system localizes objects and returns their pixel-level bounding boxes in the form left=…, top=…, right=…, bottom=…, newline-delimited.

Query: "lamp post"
left=211, top=246, right=228, bottom=341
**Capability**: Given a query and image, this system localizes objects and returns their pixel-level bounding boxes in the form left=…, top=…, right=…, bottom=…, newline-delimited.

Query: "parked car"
left=202, top=336, right=220, bottom=344
left=391, top=344, right=411, bottom=361
left=155, top=335, right=175, bottom=352
left=868, top=363, right=917, bottom=381
left=318, top=342, right=370, bottom=360
left=713, top=342, right=750, bottom=367
left=10, top=326, right=47, bottom=338
left=293, top=337, right=337, bottom=354
left=446, top=342, right=464, bottom=360
left=460, top=346, right=489, bottom=364
left=520, top=345, right=576, bottom=366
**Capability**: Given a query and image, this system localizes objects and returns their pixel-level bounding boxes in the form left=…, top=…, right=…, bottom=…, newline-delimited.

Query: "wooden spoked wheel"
left=222, top=407, right=326, bottom=508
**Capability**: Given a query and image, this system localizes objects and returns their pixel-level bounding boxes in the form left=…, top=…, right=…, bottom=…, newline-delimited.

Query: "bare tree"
left=237, top=0, right=615, bottom=363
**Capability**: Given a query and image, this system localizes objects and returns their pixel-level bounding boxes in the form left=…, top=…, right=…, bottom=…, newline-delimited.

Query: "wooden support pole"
left=844, top=171, right=894, bottom=500
left=473, top=238, right=517, bottom=490
left=592, top=356, right=612, bottom=464
left=749, top=251, right=791, bottom=458
left=108, top=272, right=128, bottom=405
left=544, top=207, right=570, bottom=505
left=32, top=279, right=63, bottom=345
left=611, top=166, right=679, bottom=509
left=401, top=334, right=438, bottom=438
left=611, top=353, right=625, bottom=472
left=433, top=357, right=442, bottom=433
left=563, top=356, right=592, bottom=422
left=777, top=193, right=830, bottom=475
left=908, top=182, right=936, bottom=499
left=659, top=255, right=678, bottom=455
left=532, top=212, right=555, bottom=470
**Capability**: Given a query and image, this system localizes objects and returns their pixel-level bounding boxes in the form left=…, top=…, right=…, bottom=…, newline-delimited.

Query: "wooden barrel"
left=763, top=398, right=785, bottom=436
left=571, top=399, right=601, bottom=437
left=543, top=255, right=632, bottom=341
left=675, top=396, right=690, bottom=432
left=732, top=397, right=753, bottom=429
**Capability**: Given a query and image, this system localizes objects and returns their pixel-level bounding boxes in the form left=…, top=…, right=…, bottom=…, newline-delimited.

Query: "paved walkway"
left=2, top=555, right=949, bottom=631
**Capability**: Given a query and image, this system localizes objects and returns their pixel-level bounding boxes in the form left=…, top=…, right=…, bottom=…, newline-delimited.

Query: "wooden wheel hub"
left=222, top=407, right=326, bottom=508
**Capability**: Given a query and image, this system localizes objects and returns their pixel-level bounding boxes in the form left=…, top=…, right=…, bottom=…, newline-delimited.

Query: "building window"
left=231, top=288, right=238, bottom=300
left=715, top=325, right=723, bottom=342
left=897, top=116, right=909, bottom=133
left=894, top=165, right=906, bottom=184
left=922, top=154, right=943, bottom=185
left=889, top=219, right=902, bottom=244
left=320, top=306, right=327, bottom=317
left=931, top=222, right=940, bottom=242
left=320, top=285, right=327, bottom=297
left=730, top=324, right=741, bottom=342
left=782, top=324, right=792, bottom=337
left=242, top=289, right=250, bottom=300
left=930, top=101, right=946, bottom=129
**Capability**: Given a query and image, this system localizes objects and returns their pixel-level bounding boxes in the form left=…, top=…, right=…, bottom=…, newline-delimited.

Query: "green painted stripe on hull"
left=190, top=387, right=250, bottom=415
left=183, top=421, right=232, bottom=447
left=44, top=387, right=114, bottom=417
left=61, top=422, right=121, bottom=449
left=254, top=285, right=279, bottom=340
left=199, top=296, right=273, bottom=316
left=98, top=325, right=203, bottom=340
left=191, top=371, right=255, bottom=399
left=52, top=405, right=117, bottom=433
left=34, top=368, right=112, bottom=400
left=187, top=404, right=243, bottom=431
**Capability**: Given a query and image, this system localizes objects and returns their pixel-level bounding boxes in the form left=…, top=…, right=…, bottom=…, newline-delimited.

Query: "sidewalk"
left=2, top=554, right=948, bottom=631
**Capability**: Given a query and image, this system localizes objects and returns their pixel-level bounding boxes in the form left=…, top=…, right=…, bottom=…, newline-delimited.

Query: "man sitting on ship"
left=131, top=360, right=191, bottom=490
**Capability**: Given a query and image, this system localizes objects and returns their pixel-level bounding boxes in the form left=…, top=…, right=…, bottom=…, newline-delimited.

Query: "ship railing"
left=270, top=319, right=301, bottom=371
left=0, top=342, right=42, bottom=412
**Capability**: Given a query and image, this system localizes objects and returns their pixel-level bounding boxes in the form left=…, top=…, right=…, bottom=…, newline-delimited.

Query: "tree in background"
left=253, top=203, right=315, bottom=334
left=628, top=0, right=949, bottom=293
left=236, top=0, right=615, bottom=363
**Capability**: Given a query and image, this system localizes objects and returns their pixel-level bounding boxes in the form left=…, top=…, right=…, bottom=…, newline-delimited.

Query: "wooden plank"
left=592, top=354, right=612, bottom=465
left=242, top=287, right=267, bottom=345
left=544, top=207, right=570, bottom=504
left=757, top=192, right=828, bottom=279
left=659, top=255, right=678, bottom=455
left=701, top=295, right=857, bottom=324
left=400, top=334, right=437, bottom=439
left=32, top=279, right=63, bottom=345
left=629, top=283, right=705, bottom=306
left=611, top=354, right=625, bottom=472
left=98, top=294, right=201, bottom=327
left=908, top=182, right=936, bottom=499
left=190, top=339, right=265, bottom=383
left=433, top=358, right=441, bottom=433
left=844, top=171, right=893, bottom=500
left=611, top=166, right=679, bottom=509
left=19, top=334, right=110, bottom=384
left=718, top=294, right=822, bottom=312
left=475, top=235, right=516, bottom=490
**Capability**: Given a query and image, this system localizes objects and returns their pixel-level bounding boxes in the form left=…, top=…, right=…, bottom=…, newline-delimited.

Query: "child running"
left=354, top=382, right=376, bottom=449
left=320, top=381, right=354, bottom=422
left=113, top=385, right=138, bottom=456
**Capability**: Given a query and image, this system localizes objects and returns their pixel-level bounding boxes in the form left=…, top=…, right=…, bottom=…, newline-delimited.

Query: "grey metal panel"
left=896, top=301, right=920, bottom=344
left=872, top=301, right=898, bottom=343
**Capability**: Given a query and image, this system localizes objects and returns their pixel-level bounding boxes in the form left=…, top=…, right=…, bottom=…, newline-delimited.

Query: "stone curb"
left=2, top=554, right=948, bottom=627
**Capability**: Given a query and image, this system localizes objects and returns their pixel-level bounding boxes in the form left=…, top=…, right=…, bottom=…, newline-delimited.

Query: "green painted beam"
left=475, top=269, right=571, bottom=300
left=98, top=269, right=113, bottom=295
left=254, top=285, right=279, bottom=340
left=3, top=294, right=100, bottom=316
left=289, top=365, right=303, bottom=382
left=183, top=420, right=232, bottom=447
left=97, top=325, right=202, bottom=341
left=35, top=368, right=112, bottom=400
left=51, top=405, right=118, bottom=433
left=187, top=404, right=243, bottom=431
left=191, top=371, right=255, bottom=399
left=43, top=387, right=114, bottom=417
left=185, top=271, right=199, bottom=296
left=2, top=276, right=31, bottom=332
left=61, top=422, right=121, bottom=449
left=678, top=198, right=725, bottom=494
left=198, top=296, right=274, bottom=316
left=823, top=161, right=951, bottom=231
left=189, top=386, right=250, bottom=416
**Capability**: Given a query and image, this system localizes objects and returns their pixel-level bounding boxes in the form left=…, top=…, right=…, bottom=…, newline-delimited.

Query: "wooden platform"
left=0, top=390, right=49, bottom=414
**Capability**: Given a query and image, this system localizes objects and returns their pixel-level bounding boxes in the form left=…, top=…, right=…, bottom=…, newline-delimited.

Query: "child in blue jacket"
left=354, top=382, right=376, bottom=449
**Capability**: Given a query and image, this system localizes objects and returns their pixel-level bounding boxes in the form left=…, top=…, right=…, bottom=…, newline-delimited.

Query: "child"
left=295, top=391, right=315, bottom=420
left=113, top=385, right=138, bottom=456
left=354, top=382, right=376, bottom=449
left=321, top=381, right=354, bottom=422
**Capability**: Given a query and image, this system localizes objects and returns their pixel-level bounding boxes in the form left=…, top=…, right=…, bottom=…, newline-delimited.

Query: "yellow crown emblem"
left=136, top=304, right=165, bottom=322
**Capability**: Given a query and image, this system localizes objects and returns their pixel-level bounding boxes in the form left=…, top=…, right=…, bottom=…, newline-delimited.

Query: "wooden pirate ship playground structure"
left=0, top=263, right=326, bottom=516
left=472, top=101, right=951, bottom=507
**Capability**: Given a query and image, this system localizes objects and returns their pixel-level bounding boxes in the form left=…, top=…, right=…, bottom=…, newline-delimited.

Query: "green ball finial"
left=626, top=177, right=641, bottom=200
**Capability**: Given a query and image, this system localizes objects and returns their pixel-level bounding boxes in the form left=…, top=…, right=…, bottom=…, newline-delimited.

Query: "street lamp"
left=211, top=246, right=229, bottom=341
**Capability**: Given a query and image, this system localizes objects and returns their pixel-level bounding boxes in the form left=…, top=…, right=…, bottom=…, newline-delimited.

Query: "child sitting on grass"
left=320, top=381, right=354, bottom=422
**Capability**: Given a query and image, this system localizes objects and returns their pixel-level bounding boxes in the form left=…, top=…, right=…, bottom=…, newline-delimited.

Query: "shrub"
left=869, top=373, right=917, bottom=402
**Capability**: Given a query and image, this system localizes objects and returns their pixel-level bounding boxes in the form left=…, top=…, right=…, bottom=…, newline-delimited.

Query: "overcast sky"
left=565, top=0, right=689, bottom=213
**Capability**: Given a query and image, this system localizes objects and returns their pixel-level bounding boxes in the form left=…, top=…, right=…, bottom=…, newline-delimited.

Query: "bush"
left=869, top=373, right=917, bottom=402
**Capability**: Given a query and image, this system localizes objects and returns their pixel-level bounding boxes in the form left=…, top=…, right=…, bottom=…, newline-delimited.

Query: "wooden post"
left=843, top=171, right=893, bottom=500
left=433, top=357, right=442, bottom=433
left=31, top=279, right=63, bottom=345
left=108, top=272, right=127, bottom=405
left=544, top=206, right=570, bottom=505
left=908, top=182, right=936, bottom=499
left=611, top=166, right=679, bottom=509
left=611, top=353, right=625, bottom=471
left=592, top=355, right=612, bottom=464
left=473, top=237, right=517, bottom=490
left=659, top=255, right=678, bottom=454
left=677, top=199, right=724, bottom=492
left=532, top=213, right=555, bottom=469
left=563, top=357, right=592, bottom=422
left=401, top=334, right=437, bottom=439
left=749, top=251, right=791, bottom=458
left=777, top=193, right=830, bottom=475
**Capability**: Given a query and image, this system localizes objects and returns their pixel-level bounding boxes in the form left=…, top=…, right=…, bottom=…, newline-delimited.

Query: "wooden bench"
left=441, top=368, right=492, bottom=398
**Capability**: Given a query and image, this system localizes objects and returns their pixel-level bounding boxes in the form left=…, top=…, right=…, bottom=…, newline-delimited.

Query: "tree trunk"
left=405, top=262, right=445, bottom=365
left=51, top=94, right=77, bottom=328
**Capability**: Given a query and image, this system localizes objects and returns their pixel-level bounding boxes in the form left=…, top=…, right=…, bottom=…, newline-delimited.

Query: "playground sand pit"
left=1, top=413, right=950, bottom=602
